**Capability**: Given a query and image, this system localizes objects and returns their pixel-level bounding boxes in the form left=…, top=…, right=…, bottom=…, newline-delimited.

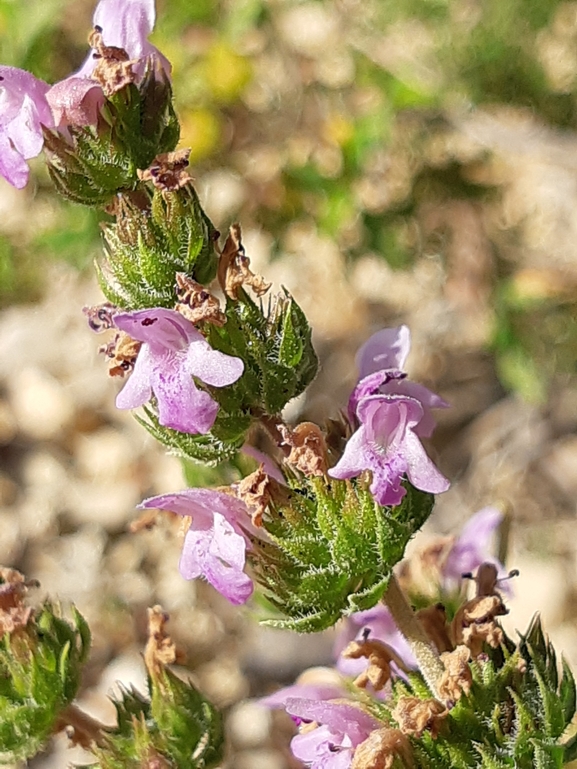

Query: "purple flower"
left=0, top=67, right=54, bottom=188
left=48, top=0, right=171, bottom=126
left=442, top=506, right=506, bottom=591
left=329, top=394, right=450, bottom=507
left=0, top=0, right=168, bottom=188
left=350, top=325, right=448, bottom=438
left=286, top=699, right=380, bottom=769
left=139, top=488, right=254, bottom=604
left=334, top=605, right=416, bottom=680
left=261, top=678, right=346, bottom=712
left=356, top=326, right=411, bottom=378
left=114, top=308, right=243, bottom=434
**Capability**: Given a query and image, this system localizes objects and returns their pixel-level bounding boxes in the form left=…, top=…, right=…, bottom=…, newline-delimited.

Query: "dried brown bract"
left=217, top=223, right=271, bottom=300
left=237, top=465, right=273, bottom=527
left=416, top=604, right=453, bottom=654
left=89, top=26, right=136, bottom=95
left=0, top=567, right=37, bottom=639
left=83, top=302, right=117, bottom=332
left=351, top=728, right=413, bottom=769
left=137, top=149, right=192, bottom=191
left=343, top=637, right=410, bottom=692
left=175, top=272, right=226, bottom=327
left=144, top=605, right=185, bottom=680
left=451, top=594, right=507, bottom=658
left=279, top=422, right=328, bottom=477
left=392, top=697, right=448, bottom=739
left=99, top=331, right=142, bottom=377
left=437, top=645, right=472, bottom=702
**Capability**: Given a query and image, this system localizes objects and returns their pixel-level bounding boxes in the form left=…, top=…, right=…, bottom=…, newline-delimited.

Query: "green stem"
left=383, top=574, right=444, bottom=700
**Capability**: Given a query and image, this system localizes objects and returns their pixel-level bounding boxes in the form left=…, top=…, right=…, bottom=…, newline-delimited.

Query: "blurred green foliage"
left=0, top=0, right=576, bottom=398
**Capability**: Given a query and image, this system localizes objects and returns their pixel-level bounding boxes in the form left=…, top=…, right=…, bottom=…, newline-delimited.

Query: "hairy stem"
left=54, top=703, right=109, bottom=749
left=383, top=574, right=444, bottom=700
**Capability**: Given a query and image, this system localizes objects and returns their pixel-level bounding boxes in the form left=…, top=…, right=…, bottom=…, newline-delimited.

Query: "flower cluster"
left=0, top=0, right=167, bottom=188
left=330, top=326, right=450, bottom=506
left=261, top=507, right=509, bottom=769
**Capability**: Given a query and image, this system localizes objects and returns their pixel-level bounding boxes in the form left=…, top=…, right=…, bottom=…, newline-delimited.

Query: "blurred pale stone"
left=541, top=437, right=577, bottom=504
left=228, top=701, right=272, bottom=748
left=66, top=479, right=141, bottom=528
left=149, top=451, right=185, bottom=495
left=31, top=732, right=93, bottom=769
left=198, top=657, right=248, bottom=707
left=501, top=552, right=567, bottom=637
left=74, top=428, right=139, bottom=481
left=236, top=749, right=285, bottom=769
left=0, top=510, right=21, bottom=564
left=96, top=651, right=148, bottom=706
left=198, top=170, right=247, bottom=224
left=278, top=4, right=339, bottom=56
left=0, top=472, right=17, bottom=505
left=30, top=525, right=107, bottom=604
left=9, top=367, right=74, bottom=440
left=315, top=50, right=355, bottom=88
left=0, top=400, right=17, bottom=444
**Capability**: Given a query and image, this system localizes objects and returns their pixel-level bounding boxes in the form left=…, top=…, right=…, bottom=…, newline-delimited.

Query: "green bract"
left=98, top=187, right=218, bottom=309
left=89, top=669, right=223, bottom=769
left=0, top=603, right=90, bottom=763
left=377, top=616, right=577, bottom=769
left=43, top=61, right=179, bottom=207
left=253, top=477, right=434, bottom=633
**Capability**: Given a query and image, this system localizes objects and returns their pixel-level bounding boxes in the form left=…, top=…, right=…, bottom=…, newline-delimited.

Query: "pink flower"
left=443, top=506, right=507, bottom=591
left=139, top=489, right=254, bottom=604
left=114, top=308, right=244, bottom=434
left=0, top=0, right=168, bottom=188
left=285, top=699, right=380, bottom=769
left=329, top=394, right=449, bottom=507
left=0, top=67, right=54, bottom=188
left=48, top=0, right=171, bottom=127
left=331, top=326, right=449, bottom=506
left=350, top=325, right=448, bottom=438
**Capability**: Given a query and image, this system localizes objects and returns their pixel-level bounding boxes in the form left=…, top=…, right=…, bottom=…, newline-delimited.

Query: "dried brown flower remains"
left=392, top=697, right=448, bottom=739
left=217, top=223, right=271, bottom=300
left=351, top=728, right=414, bottom=769
left=89, top=26, right=136, bottom=95
left=279, top=422, right=328, bottom=477
left=175, top=272, right=226, bottom=327
left=137, top=149, right=192, bottom=191
left=343, top=635, right=410, bottom=692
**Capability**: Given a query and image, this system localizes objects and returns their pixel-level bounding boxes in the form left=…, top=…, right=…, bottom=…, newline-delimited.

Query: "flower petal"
left=383, top=379, right=449, bottom=438
left=47, top=77, right=104, bottom=127
left=261, top=683, right=344, bottom=710
left=115, top=343, right=153, bottom=409
left=291, top=725, right=353, bottom=769
left=180, top=514, right=253, bottom=604
left=403, top=429, right=450, bottom=495
left=114, top=308, right=192, bottom=351
left=0, top=66, right=51, bottom=126
left=285, top=699, right=379, bottom=743
left=151, top=350, right=219, bottom=434
left=77, top=0, right=170, bottom=79
left=356, top=325, right=411, bottom=379
left=0, top=132, right=30, bottom=189
left=443, top=506, right=504, bottom=584
left=138, top=488, right=250, bottom=532
left=328, top=426, right=373, bottom=481
left=186, top=337, right=244, bottom=387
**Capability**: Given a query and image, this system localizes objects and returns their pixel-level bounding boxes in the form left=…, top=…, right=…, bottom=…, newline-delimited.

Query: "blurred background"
left=1, top=0, right=577, bottom=765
